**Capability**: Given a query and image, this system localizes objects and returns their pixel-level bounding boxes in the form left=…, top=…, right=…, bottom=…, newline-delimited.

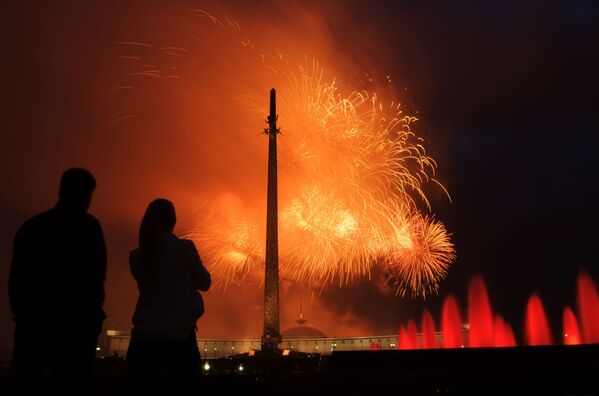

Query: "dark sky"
left=365, top=0, right=599, bottom=337
left=1, top=0, right=598, bottom=356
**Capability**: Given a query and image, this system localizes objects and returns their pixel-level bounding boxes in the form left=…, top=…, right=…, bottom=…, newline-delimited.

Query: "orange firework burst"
left=379, top=212, right=455, bottom=298
left=282, top=62, right=452, bottom=293
left=109, top=19, right=455, bottom=297
left=192, top=62, right=455, bottom=297
left=186, top=198, right=264, bottom=289
left=280, top=186, right=367, bottom=286
left=213, top=60, right=454, bottom=296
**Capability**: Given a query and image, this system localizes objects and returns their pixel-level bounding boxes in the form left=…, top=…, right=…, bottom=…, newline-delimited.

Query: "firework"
left=380, top=211, right=455, bottom=298
left=110, top=18, right=455, bottom=297
left=280, top=185, right=368, bottom=286
left=273, top=62, right=453, bottom=296
left=186, top=198, right=264, bottom=289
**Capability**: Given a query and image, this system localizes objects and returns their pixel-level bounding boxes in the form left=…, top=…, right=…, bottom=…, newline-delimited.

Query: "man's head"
left=58, top=168, right=97, bottom=211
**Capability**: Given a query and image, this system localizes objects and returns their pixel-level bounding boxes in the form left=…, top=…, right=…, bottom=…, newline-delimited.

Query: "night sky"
left=1, top=0, right=598, bottom=357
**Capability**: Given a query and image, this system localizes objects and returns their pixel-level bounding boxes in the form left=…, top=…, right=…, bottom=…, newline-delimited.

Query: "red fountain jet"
left=563, top=306, right=581, bottom=345
left=577, top=271, right=599, bottom=344
left=421, top=310, right=437, bottom=349
left=441, top=294, right=463, bottom=348
left=525, top=293, right=553, bottom=346
left=468, top=276, right=495, bottom=347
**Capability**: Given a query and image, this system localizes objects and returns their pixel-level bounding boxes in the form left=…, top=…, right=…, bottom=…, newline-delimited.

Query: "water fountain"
left=494, top=315, right=515, bottom=347
left=524, top=293, right=552, bottom=346
left=398, top=320, right=419, bottom=349
left=577, top=271, right=599, bottom=343
left=441, top=294, right=462, bottom=348
left=328, top=271, right=599, bottom=393
left=468, top=275, right=495, bottom=347
left=397, top=270, right=599, bottom=348
left=562, top=306, right=581, bottom=345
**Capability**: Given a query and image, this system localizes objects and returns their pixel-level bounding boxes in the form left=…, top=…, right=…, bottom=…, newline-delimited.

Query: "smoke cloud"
left=0, top=1, right=446, bottom=356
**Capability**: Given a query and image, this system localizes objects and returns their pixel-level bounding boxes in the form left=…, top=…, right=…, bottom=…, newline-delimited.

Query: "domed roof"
left=282, top=324, right=327, bottom=339
left=283, top=296, right=327, bottom=338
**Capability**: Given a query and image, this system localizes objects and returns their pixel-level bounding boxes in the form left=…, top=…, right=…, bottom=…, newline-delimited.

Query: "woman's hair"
left=139, top=198, right=176, bottom=272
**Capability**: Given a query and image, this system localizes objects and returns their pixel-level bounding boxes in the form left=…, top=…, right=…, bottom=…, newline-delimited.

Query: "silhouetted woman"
left=127, top=199, right=210, bottom=395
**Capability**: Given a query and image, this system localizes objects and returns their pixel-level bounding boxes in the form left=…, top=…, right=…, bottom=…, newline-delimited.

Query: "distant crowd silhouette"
left=7, top=168, right=211, bottom=395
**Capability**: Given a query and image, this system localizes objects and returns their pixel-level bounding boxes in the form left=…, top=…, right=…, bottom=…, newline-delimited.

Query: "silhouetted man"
left=8, top=168, right=107, bottom=395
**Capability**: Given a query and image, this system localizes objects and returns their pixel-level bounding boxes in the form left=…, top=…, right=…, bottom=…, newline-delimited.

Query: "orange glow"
left=108, top=6, right=454, bottom=305
left=188, top=63, right=454, bottom=297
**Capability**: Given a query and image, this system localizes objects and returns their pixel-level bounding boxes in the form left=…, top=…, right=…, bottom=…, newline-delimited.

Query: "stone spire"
left=261, top=88, right=282, bottom=353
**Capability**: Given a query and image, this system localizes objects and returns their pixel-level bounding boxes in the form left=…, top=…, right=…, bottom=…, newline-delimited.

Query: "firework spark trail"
left=380, top=211, right=455, bottom=298
left=223, top=60, right=454, bottom=296
left=186, top=199, right=264, bottom=289
left=103, top=114, right=136, bottom=126
left=275, top=61, right=441, bottom=210
left=280, top=186, right=369, bottom=286
left=253, top=61, right=453, bottom=296
left=109, top=15, right=455, bottom=297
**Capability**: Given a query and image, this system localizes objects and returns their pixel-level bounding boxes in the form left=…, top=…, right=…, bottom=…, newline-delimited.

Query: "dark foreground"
left=1, top=344, right=598, bottom=395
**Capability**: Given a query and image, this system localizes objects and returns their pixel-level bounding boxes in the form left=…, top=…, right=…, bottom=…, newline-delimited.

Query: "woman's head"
left=141, top=199, right=176, bottom=234
left=139, top=199, right=176, bottom=268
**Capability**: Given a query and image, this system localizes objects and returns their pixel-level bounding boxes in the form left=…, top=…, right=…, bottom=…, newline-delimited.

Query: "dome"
left=281, top=324, right=328, bottom=339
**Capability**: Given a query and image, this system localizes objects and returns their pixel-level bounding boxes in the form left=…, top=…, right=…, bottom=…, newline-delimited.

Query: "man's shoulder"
left=18, top=209, right=103, bottom=238
left=70, top=211, right=103, bottom=235
left=17, top=209, right=57, bottom=234
left=82, top=212, right=102, bottom=229
left=23, top=208, right=100, bottom=225
left=28, top=208, right=57, bottom=223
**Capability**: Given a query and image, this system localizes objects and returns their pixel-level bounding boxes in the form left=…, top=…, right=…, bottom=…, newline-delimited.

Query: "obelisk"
left=261, top=88, right=282, bottom=353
